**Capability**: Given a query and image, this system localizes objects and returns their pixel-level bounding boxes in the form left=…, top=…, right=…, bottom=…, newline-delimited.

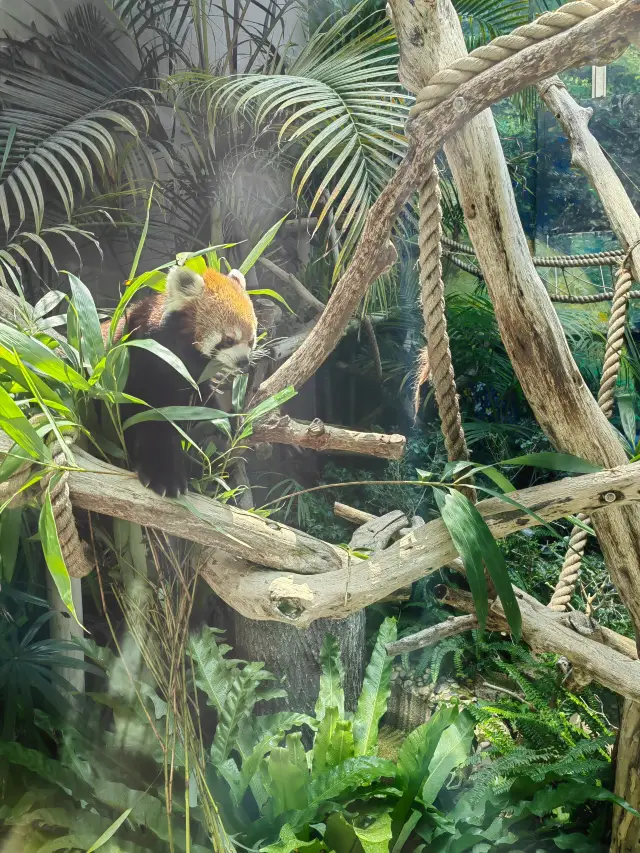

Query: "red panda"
left=102, top=266, right=257, bottom=497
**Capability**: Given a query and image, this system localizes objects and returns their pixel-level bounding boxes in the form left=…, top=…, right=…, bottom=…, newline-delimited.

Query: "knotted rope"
left=548, top=264, right=633, bottom=611
left=0, top=421, right=92, bottom=579
left=417, top=165, right=469, bottom=465
left=411, top=0, right=616, bottom=117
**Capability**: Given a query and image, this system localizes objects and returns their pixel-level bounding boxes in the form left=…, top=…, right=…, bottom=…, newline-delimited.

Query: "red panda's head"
left=164, top=265, right=258, bottom=370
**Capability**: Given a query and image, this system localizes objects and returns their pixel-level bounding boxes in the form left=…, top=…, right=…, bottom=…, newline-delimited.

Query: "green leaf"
left=0, top=322, right=91, bottom=391
left=128, top=185, right=154, bottom=281
left=306, top=756, right=395, bottom=815
left=353, top=617, right=396, bottom=756
left=116, top=339, right=199, bottom=391
left=232, top=374, right=248, bottom=412
left=353, top=811, right=392, bottom=853
left=189, top=626, right=240, bottom=713
left=85, top=808, right=132, bottom=852
left=261, top=824, right=322, bottom=853
left=239, top=215, right=288, bottom=275
left=315, top=634, right=345, bottom=721
left=122, top=406, right=231, bottom=430
left=421, top=710, right=474, bottom=806
left=211, top=668, right=261, bottom=766
left=266, top=732, right=309, bottom=816
left=0, top=507, right=22, bottom=583
left=247, top=288, right=294, bottom=314
left=312, top=705, right=338, bottom=777
left=394, top=705, right=459, bottom=825
left=618, top=393, right=637, bottom=448
left=499, top=452, right=601, bottom=474
left=0, top=385, right=49, bottom=460
left=38, top=485, right=83, bottom=626
left=437, top=488, right=521, bottom=640
left=67, top=272, right=105, bottom=369
left=434, top=487, right=488, bottom=632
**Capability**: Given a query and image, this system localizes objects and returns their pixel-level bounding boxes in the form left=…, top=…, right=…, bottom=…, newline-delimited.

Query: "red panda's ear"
left=228, top=269, right=247, bottom=290
left=165, top=266, right=204, bottom=312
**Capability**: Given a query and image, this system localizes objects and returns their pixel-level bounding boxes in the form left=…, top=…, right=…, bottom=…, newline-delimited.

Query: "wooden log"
left=257, top=257, right=324, bottom=313
left=386, top=614, right=479, bottom=655
left=435, top=586, right=640, bottom=701
left=249, top=415, right=407, bottom=460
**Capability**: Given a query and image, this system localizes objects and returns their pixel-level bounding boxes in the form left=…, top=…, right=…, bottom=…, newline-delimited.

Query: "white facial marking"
left=216, top=342, right=252, bottom=369
left=199, top=330, right=223, bottom=358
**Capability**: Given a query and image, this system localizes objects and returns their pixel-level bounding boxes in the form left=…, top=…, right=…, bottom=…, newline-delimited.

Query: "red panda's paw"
left=135, top=447, right=189, bottom=499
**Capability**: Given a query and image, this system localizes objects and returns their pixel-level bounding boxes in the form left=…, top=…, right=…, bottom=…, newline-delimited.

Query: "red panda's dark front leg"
left=129, top=420, right=188, bottom=498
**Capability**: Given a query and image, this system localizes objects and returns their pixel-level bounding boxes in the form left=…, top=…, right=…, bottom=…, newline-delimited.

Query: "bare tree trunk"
left=227, top=609, right=365, bottom=714
left=389, top=0, right=640, bottom=845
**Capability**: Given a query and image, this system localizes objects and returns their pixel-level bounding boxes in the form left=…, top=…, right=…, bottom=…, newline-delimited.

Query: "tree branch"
left=386, top=614, right=479, bottom=655
left=249, top=415, right=407, bottom=459
left=258, top=257, right=324, bottom=313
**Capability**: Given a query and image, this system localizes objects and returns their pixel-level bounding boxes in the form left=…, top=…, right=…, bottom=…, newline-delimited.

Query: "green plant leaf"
left=189, top=626, right=240, bottom=713
left=437, top=487, right=521, bottom=640
left=38, top=485, right=83, bottom=626
left=67, top=272, right=105, bottom=369
left=266, top=732, right=309, bottom=816
left=211, top=668, right=261, bottom=766
left=315, top=634, right=345, bottom=721
left=353, top=617, right=396, bottom=756
left=85, top=807, right=132, bottom=852
left=122, top=406, right=231, bottom=430
left=353, top=811, right=392, bottom=853
left=0, top=507, right=22, bottom=583
left=394, top=705, right=459, bottom=825
left=116, top=339, right=199, bottom=390
left=306, top=755, right=395, bottom=815
left=247, top=288, right=294, bottom=313
left=421, top=710, right=474, bottom=806
left=232, top=373, right=248, bottom=412
left=261, top=824, right=322, bottom=853
left=239, top=215, right=288, bottom=275
left=434, top=487, right=488, bottom=632
left=499, top=452, right=601, bottom=474
left=0, top=322, right=91, bottom=391
left=128, top=184, right=154, bottom=281
left=0, top=385, right=49, bottom=460
left=618, top=392, right=637, bottom=448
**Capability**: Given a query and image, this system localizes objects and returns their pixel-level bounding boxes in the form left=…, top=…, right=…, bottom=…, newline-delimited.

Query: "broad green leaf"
left=0, top=385, right=49, bottom=460
left=211, top=668, right=261, bottom=766
left=0, top=349, right=65, bottom=407
left=312, top=705, right=338, bottom=777
left=327, top=719, right=355, bottom=769
left=232, top=373, right=248, bottom=412
left=86, top=807, right=132, bottom=852
left=438, top=487, right=521, bottom=640
left=315, top=634, right=345, bottom=721
left=67, top=273, right=105, bottom=369
left=421, top=710, right=474, bottom=806
left=38, top=485, right=83, bottom=626
left=353, top=811, right=392, bottom=853
left=307, top=756, right=395, bottom=815
left=618, top=393, right=637, bottom=448
left=473, top=464, right=515, bottom=493
left=239, top=215, right=288, bottom=275
left=266, top=733, right=309, bottom=816
left=499, top=452, right=601, bottom=474
left=239, top=386, right=297, bottom=438
left=0, top=322, right=91, bottom=390
left=394, top=706, right=459, bottom=825
left=116, top=339, right=199, bottom=390
left=353, top=617, right=396, bottom=756
left=122, top=406, right=231, bottom=430
left=435, top=487, right=488, bottom=632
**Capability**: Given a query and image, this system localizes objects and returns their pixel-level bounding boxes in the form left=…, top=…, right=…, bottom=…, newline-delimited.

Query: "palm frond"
left=454, top=0, right=530, bottom=42
left=169, top=3, right=412, bottom=280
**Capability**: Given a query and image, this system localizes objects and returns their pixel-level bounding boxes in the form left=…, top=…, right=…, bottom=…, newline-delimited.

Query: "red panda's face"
left=164, top=265, right=258, bottom=370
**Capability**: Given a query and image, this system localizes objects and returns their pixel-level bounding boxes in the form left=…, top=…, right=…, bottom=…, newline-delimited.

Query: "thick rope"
left=418, top=165, right=469, bottom=464
left=549, top=264, right=633, bottom=611
left=411, top=0, right=616, bottom=116
left=443, top=236, right=625, bottom=268
left=0, top=421, right=92, bottom=579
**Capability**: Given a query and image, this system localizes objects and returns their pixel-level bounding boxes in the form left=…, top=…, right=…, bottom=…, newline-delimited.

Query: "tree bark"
left=389, top=0, right=640, bottom=842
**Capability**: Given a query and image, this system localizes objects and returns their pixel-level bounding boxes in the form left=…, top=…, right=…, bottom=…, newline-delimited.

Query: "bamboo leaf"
left=67, top=273, right=105, bottom=369
left=85, top=808, right=132, bottom=852
left=38, top=485, right=83, bottom=627
left=239, top=214, right=289, bottom=275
